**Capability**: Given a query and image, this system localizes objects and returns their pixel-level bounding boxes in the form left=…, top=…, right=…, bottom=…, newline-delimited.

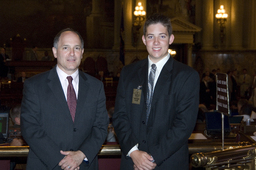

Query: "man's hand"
left=59, top=150, right=85, bottom=170
left=130, top=150, right=156, bottom=170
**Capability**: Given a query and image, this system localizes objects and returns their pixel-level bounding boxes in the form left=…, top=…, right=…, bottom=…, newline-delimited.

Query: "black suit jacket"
left=113, top=57, right=199, bottom=169
left=21, top=66, right=108, bottom=170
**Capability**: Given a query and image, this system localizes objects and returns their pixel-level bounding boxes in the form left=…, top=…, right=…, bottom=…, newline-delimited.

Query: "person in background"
left=227, top=70, right=233, bottom=103
left=41, top=50, right=52, bottom=61
left=17, top=72, right=28, bottom=83
left=106, top=107, right=117, bottom=143
left=9, top=104, right=24, bottom=146
left=239, top=69, right=252, bottom=98
left=112, top=14, right=199, bottom=170
left=9, top=104, right=26, bottom=170
left=29, top=46, right=38, bottom=61
left=250, top=69, right=256, bottom=107
left=236, top=99, right=256, bottom=122
left=200, top=74, right=213, bottom=109
left=231, top=69, right=238, bottom=102
left=0, top=47, right=10, bottom=78
left=21, top=28, right=108, bottom=170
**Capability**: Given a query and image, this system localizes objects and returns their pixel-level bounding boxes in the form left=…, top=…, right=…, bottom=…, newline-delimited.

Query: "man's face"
left=142, top=23, right=174, bottom=63
left=52, top=31, right=84, bottom=75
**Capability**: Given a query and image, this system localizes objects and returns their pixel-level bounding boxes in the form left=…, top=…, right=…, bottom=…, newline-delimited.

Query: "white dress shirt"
left=56, top=66, right=79, bottom=100
left=148, top=54, right=170, bottom=90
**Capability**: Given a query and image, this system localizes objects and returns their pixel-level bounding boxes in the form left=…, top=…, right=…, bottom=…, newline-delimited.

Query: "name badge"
left=132, top=89, right=142, bottom=104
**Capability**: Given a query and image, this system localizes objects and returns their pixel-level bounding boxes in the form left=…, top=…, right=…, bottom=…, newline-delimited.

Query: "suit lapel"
left=137, top=59, right=148, bottom=105
left=75, top=71, right=89, bottom=121
left=152, top=57, right=174, bottom=103
left=47, top=67, right=71, bottom=119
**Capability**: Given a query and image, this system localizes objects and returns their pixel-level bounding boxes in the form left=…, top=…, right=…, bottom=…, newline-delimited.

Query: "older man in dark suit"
left=113, top=14, right=199, bottom=170
left=21, top=28, right=108, bottom=170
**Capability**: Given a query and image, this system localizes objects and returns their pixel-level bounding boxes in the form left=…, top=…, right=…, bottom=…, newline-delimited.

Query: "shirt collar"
left=56, top=66, right=79, bottom=84
left=148, top=54, right=170, bottom=71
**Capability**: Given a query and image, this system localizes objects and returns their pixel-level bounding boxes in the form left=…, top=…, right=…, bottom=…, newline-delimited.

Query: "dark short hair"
left=53, top=28, right=84, bottom=49
left=143, top=13, right=173, bottom=36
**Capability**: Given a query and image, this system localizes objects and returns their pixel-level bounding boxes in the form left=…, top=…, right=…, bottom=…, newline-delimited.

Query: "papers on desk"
left=189, top=133, right=207, bottom=140
left=250, top=135, right=256, bottom=142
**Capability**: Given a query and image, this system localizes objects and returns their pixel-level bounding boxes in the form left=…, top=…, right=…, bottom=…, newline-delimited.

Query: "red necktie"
left=67, top=76, right=77, bottom=122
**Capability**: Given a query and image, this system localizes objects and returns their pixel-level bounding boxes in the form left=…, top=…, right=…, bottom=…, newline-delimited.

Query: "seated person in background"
left=236, top=99, right=256, bottom=122
left=96, top=70, right=104, bottom=81
left=197, top=104, right=208, bottom=123
left=41, top=51, right=52, bottom=61
left=230, top=100, right=239, bottom=116
left=106, top=107, right=117, bottom=143
left=17, top=72, right=28, bottom=83
left=200, top=75, right=213, bottom=109
left=9, top=105, right=26, bottom=170
left=8, top=104, right=25, bottom=146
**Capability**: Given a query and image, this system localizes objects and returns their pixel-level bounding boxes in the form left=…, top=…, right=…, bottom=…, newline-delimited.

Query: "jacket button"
left=142, top=121, right=145, bottom=124
left=73, top=128, right=76, bottom=132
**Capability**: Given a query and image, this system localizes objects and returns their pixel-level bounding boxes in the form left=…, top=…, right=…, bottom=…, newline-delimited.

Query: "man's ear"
left=52, top=47, right=57, bottom=59
left=169, top=34, right=175, bottom=45
left=142, top=35, right=146, bottom=45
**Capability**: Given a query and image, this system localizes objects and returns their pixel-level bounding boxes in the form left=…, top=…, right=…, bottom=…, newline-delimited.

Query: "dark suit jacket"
left=21, top=66, right=108, bottom=170
left=112, top=57, right=199, bottom=170
left=17, top=76, right=28, bottom=83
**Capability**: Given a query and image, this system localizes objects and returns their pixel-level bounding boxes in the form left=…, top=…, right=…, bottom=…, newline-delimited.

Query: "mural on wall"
left=0, top=0, right=117, bottom=48
left=147, top=0, right=195, bottom=23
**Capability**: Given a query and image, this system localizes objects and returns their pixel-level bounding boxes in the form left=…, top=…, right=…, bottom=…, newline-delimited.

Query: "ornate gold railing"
left=191, top=144, right=256, bottom=170
left=0, top=145, right=122, bottom=157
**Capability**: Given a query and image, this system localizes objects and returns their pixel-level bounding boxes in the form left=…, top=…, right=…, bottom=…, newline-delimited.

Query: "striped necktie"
left=146, top=64, right=156, bottom=124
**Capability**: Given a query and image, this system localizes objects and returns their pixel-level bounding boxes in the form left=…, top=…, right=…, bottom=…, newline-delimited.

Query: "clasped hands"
left=130, top=150, right=157, bottom=170
left=59, top=150, right=85, bottom=170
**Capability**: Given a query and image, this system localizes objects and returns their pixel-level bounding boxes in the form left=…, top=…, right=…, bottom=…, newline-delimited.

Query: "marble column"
left=86, top=0, right=102, bottom=48
left=250, top=0, right=256, bottom=49
left=135, top=0, right=147, bottom=50
left=187, top=44, right=193, bottom=68
left=230, top=0, right=243, bottom=49
left=201, top=0, right=214, bottom=50
left=245, top=0, right=256, bottom=49
left=123, top=0, right=134, bottom=50
left=112, top=0, right=122, bottom=50
left=194, top=0, right=202, bottom=45
left=91, top=0, right=101, bottom=16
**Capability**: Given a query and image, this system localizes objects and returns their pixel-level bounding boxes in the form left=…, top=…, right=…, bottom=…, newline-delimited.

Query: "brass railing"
left=191, top=144, right=256, bottom=170
left=0, top=145, right=122, bottom=157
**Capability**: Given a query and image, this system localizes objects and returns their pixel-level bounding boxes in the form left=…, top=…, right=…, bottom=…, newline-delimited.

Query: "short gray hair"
left=53, top=28, right=84, bottom=49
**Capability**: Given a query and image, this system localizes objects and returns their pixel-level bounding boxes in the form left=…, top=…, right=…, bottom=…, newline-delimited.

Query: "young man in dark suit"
left=113, top=14, right=200, bottom=170
left=21, top=28, right=108, bottom=170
